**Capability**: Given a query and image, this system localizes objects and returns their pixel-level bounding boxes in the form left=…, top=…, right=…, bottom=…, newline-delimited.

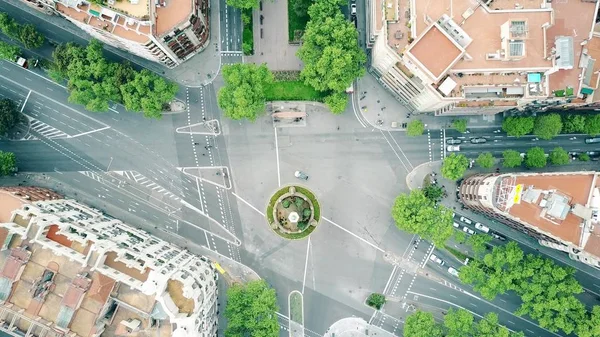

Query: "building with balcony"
left=368, top=0, right=600, bottom=115
left=23, top=0, right=210, bottom=68
left=0, top=187, right=218, bottom=337
left=458, top=172, right=600, bottom=268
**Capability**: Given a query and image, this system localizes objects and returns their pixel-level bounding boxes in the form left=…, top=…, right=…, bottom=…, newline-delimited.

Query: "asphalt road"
left=219, top=0, right=242, bottom=52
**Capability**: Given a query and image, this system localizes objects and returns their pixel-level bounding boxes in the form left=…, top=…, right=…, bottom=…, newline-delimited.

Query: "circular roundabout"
left=266, top=185, right=321, bottom=240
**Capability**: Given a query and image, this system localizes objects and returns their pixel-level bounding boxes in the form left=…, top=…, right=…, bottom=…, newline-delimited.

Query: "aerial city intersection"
left=0, top=0, right=599, bottom=336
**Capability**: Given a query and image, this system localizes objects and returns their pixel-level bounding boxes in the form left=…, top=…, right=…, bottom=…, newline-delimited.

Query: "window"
left=509, top=40, right=525, bottom=57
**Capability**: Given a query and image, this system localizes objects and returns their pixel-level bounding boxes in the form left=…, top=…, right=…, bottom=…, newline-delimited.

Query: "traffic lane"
left=452, top=141, right=599, bottom=157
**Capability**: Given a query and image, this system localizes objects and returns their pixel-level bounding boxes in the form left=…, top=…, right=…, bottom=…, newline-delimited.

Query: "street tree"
left=576, top=306, right=600, bottom=337
left=476, top=312, right=524, bottom=337
left=579, top=153, right=590, bottom=161
left=218, top=63, right=273, bottom=121
left=391, top=190, right=454, bottom=246
left=584, top=114, right=600, bottom=136
left=502, top=150, right=522, bottom=168
left=0, top=41, right=19, bottom=60
left=475, top=152, right=494, bottom=169
left=0, top=151, right=17, bottom=176
left=441, top=153, right=469, bottom=181
left=226, top=0, right=258, bottom=9
left=0, top=12, right=19, bottom=39
left=403, top=311, right=442, bottom=337
left=444, top=309, right=474, bottom=337
left=525, top=147, right=546, bottom=168
left=533, top=113, right=562, bottom=140
left=323, top=92, right=347, bottom=114
left=549, top=147, right=569, bottom=165
left=502, top=116, right=534, bottom=137
left=422, top=183, right=444, bottom=203
left=453, top=230, right=467, bottom=244
left=563, top=114, right=586, bottom=134
left=406, top=120, right=424, bottom=136
left=121, top=69, right=178, bottom=119
left=452, top=119, right=467, bottom=133
left=224, top=280, right=279, bottom=337
left=366, top=293, right=385, bottom=310
left=18, top=24, right=44, bottom=49
left=0, top=98, right=20, bottom=135
left=467, top=233, right=491, bottom=255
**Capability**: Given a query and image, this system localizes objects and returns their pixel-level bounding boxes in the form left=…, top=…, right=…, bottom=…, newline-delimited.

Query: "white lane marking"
left=69, top=126, right=111, bottom=138
left=323, top=217, right=384, bottom=253
left=274, top=126, right=281, bottom=187
left=301, top=237, right=311, bottom=294
left=232, top=192, right=265, bottom=216
left=20, top=90, right=31, bottom=112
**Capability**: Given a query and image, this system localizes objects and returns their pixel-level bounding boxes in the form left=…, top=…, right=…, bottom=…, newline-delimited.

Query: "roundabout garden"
left=266, top=185, right=321, bottom=239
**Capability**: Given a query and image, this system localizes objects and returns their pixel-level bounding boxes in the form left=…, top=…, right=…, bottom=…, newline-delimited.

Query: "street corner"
left=404, top=161, right=441, bottom=190
left=324, top=317, right=396, bottom=337
left=211, top=258, right=261, bottom=286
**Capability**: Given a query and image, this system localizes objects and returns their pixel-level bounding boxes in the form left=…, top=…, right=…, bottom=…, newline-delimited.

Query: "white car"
left=462, top=226, right=475, bottom=235
left=351, top=4, right=357, bottom=15
left=448, top=267, right=459, bottom=277
left=459, top=216, right=472, bottom=224
left=447, top=145, right=460, bottom=152
left=474, top=222, right=490, bottom=233
left=453, top=222, right=460, bottom=228
left=429, top=254, right=445, bottom=266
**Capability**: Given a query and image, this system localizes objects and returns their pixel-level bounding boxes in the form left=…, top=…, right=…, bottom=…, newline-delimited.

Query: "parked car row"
left=429, top=253, right=461, bottom=278
left=453, top=214, right=506, bottom=241
left=445, top=137, right=488, bottom=152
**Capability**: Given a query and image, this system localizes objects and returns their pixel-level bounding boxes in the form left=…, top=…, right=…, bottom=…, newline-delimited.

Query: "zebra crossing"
left=27, top=119, right=69, bottom=139
left=78, top=171, right=106, bottom=183
left=114, top=171, right=181, bottom=202
left=221, top=51, right=243, bottom=56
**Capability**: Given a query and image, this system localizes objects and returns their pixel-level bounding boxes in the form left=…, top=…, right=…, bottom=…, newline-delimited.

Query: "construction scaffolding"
left=495, top=175, right=517, bottom=211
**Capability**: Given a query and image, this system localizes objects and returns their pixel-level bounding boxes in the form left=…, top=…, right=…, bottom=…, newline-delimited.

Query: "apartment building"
left=368, top=0, right=600, bottom=115
left=23, top=0, right=210, bottom=68
left=458, top=172, right=600, bottom=268
left=0, top=187, right=218, bottom=337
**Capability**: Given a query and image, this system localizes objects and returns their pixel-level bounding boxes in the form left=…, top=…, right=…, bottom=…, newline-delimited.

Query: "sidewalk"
left=323, top=317, right=396, bottom=337
left=354, top=73, right=504, bottom=131
left=0, top=0, right=221, bottom=87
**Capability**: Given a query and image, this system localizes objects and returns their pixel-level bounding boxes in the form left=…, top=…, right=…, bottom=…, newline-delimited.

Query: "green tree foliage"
left=18, top=24, right=44, bottom=49
left=502, top=150, right=522, bottom=168
left=224, top=280, right=279, bottom=337
left=453, top=230, right=467, bottom=244
left=0, top=98, right=20, bottom=135
left=0, top=151, right=17, bottom=176
left=297, top=0, right=365, bottom=101
left=403, top=311, right=442, bottom=337
left=50, top=40, right=176, bottom=117
left=444, top=308, right=474, bottom=337
left=226, top=0, right=258, bottom=9
left=324, top=92, right=348, bottom=114
left=422, top=183, right=444, bottom=203
left=452, top=119, right=467, bottom=133
left=441, top=153, right=469, bottom=181
left=293, top=0, right=313, bottom=17
left=121, top=69, right=178, bottom=118
left=0, top=41, right=19, bottom=60
left=576, top=306, right=600, bottom=337
left=466, top=233, right=491, bottom=255
left=584, top=114, right=600, bottom=136
left=475, top=152, right=494, bottom=169
left=476, top=312, right=524, bottom=337
left=459, top=242, right=588, bottom=335
left=406, top=120, right=424, bottom=136
left=549, top=146, right=569, bottom=165
left=218, top=63, right=273, bottom=121
left=563, top=114, right=586, bottom=134
left=533, top=113, right=562, bottom=140
left=391, top=190, right=454, bottom=246
left=366, top=293, right=385, bottom=310
left=579, top=153, right=590, bottom=161
left=502, top=116, right=534, bottom=137
left=525, top=147, right=546, bottom=168
left=0, top=12, right=20, bottom=39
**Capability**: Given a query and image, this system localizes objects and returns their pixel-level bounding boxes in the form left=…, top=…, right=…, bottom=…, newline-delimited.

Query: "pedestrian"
left=337, top=126, right=340, bottom=130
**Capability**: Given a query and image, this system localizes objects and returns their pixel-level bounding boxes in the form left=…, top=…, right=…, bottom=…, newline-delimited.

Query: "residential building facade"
left=458, top=172, right=600, bottom=268
left=0, top=187, right=218, bottom=337
left=23, top=0, right=210, bottom=68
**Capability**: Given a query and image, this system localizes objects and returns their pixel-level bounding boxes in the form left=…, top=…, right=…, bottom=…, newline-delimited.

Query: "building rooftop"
left=154, top=0, right=193, bottom=36
left=407, top=25, right=463, bottom=79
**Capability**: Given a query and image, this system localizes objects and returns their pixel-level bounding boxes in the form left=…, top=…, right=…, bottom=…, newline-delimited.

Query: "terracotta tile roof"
left=87, top=273, right=115, bottom=304
left=408, top=25, right=462, bottom=79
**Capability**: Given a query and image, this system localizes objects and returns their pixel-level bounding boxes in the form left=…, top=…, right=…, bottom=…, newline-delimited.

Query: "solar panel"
left=509, top=41, right=524, bottom=57
left=510, top=21, right=527, bottom=37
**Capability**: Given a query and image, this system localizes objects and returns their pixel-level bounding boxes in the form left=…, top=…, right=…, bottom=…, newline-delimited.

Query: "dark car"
left=470, top=137, right=487, bottom=144
left=490, top=232, right=506, bottom=241
left=446, top=138, right=462, bottom=145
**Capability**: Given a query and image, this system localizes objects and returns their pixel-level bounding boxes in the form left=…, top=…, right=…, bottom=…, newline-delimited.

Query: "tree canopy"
left=563, top=114, right=586, bottom=134
left=0, top=41, right=19, bottom=60
left=467, top=233, right=492, bottom=255
left=0, top=98, right=20, bottom=135
left=50, top=40, right=177, bottom=117
left=404, top=311, right=442, bottom=337
left=452, top=119, right=467, bottom=133
left=441, top=153, right=469, bottom=180
left=502, top=116, right=534, bottom=137
left=422, top=183, right=444, bottom=203
left=224, top=280, right=279, bottom=337
left=226, top=0, right=258, bottom=9
left=524, top=147, right=546, bottom=168
left=218, top=63, right=273, bottom=121
left=0, top=151, right=17, bottom=176
left=475, top=152, right=494, bottom=169
left=404, top=310, right=523, bottom=337
left=584, top=114, right=600, bottom=136
left=549, top=146, right=569, bottom=165
left=0, top=12, right=44, bottom=48
left=406, top=120, right=424, bottom=136
left=323, top=92, right=348, bottom=114
left=502, top=150, right=522, bottom=168
left=391, top=190, right=454, bottom=246
left=533, top=113, right=562, bottom=140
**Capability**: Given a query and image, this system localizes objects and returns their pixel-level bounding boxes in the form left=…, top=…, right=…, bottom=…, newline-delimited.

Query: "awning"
left=438, top=77, right=457, bottom=96
left=506, top=87, right=524, bottom=95
left=581, top=87, right=594, bottom=95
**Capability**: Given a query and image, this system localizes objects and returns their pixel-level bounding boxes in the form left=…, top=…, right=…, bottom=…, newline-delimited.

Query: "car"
left=429, top=254, right=445, bottom=266
left=351, top=4, right=357, bottom=15
left=490, top=232, right=506, bottom=241
left=470, top=137, right=487, bottom=144
left=474, top=222, right=490, bottom=233
left=585, top=137, right=600, bottom=144
left=448, top=267, right=459, bottom=277
left=446, top=138, right=462, bottom=145
left=459, top=216, right=472, bottom=224
left=453, top=222, right=460, bottom=228
left=462, top=226, right=475, bottom=235
left=447, top=145, right=460, bottom=152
